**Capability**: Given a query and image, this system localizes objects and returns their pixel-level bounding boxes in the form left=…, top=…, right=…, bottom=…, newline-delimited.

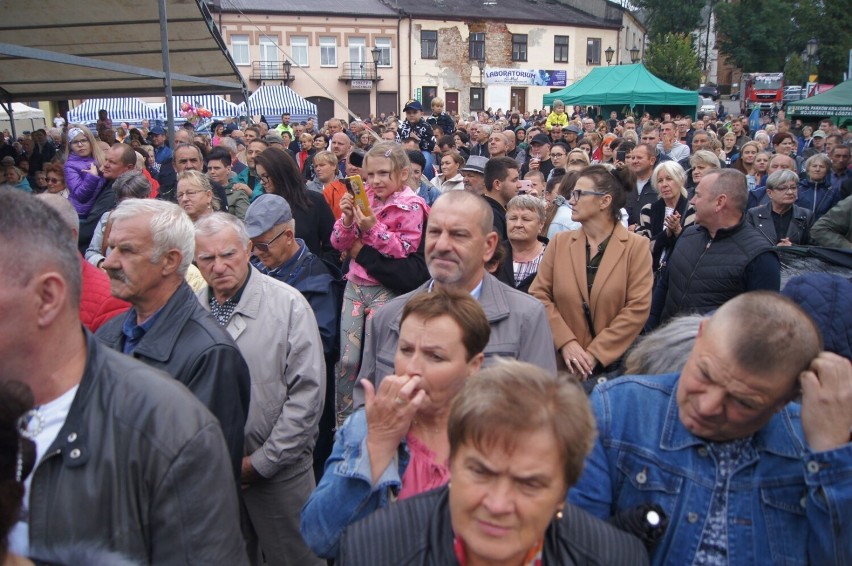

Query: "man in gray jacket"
left=194, top=212, right=326, bottom=566
left=355, top=190, right=557, bottom=408
left=1, top=190, right=247, bottom=565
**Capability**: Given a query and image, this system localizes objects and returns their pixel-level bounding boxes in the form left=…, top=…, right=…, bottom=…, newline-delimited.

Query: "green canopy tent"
left=786, top=80, right=852, bottom=126
left=542, top=64, right=699, bottom=118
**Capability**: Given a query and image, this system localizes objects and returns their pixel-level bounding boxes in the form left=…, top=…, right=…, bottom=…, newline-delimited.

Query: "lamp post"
left=804, top=38, right=818, bottom=92
left=605, top=46, right=614, bottom=66
left=630, top=44, right=640, bottom=64
left=371, top=46, right=381, bottom=121
left=476, top=57, right=486, bottom=111
left=282, top=59, right=292, bottom=85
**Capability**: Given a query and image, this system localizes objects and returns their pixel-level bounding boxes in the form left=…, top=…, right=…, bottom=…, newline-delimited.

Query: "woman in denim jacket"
left=300, top=289, right=489, bottom=558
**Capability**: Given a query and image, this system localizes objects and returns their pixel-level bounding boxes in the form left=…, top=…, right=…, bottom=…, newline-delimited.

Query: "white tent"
left=0, top=103, right=46, bottom=134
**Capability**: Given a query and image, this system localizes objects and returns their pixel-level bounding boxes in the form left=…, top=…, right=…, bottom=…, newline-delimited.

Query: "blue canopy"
left=67, top=97, right=161, bottom=127
left=247, top=86, right=317, bottom=125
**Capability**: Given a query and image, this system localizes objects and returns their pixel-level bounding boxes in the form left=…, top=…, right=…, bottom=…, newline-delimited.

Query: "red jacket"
left=80, top=256, right=129, bottom=331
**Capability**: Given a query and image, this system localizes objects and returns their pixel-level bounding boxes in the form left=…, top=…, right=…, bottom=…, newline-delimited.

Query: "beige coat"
left=530, top=223, right=653, bottom=368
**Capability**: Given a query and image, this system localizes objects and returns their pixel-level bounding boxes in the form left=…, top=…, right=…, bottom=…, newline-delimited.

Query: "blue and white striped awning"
left=247, top=86, right=317, bottom=125
left=67, top=98, right=161, bottom=128
left=167, top=95, right=243, bottom=122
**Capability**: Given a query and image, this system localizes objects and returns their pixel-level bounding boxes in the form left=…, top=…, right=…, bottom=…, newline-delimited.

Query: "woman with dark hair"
left=254, top=147, right=336, bottom=261
left=530, top=165, right=653, bottom=379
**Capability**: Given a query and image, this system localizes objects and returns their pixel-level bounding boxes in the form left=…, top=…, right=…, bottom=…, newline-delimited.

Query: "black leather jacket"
left=28, top=332, right=248, bottom=565
left=96, top=281, right=251, bottom=478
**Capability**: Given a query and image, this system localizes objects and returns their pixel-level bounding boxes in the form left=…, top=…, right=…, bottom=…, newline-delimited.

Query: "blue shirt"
left=121, top=308, right=163, bottom=355
left=569, top=372, right=852, bottom=566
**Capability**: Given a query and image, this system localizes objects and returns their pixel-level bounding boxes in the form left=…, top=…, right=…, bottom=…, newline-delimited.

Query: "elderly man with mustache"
left=95, top=198, right=251, bottom=481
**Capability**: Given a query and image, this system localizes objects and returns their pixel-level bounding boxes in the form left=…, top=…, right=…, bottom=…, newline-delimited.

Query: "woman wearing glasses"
left=176, top=169, right=220, bottom=224
left=43, top=163, right=69, bottom=198
left=64, top=124, right=107, bottom=217
left=254, top=148, right=337, bottom=263
left=530, top=165, right=653, bottom=379
left=746, top=169, right=812, bottom=246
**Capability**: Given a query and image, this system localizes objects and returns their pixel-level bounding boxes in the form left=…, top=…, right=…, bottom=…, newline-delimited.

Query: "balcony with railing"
left=339, top=61, right=379, bottom=81
left=251, top=61, right=287, bottom=81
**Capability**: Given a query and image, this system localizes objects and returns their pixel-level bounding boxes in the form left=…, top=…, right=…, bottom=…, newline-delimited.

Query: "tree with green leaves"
left=714, top=0, right=794, bottom=72
left=631, top=0, right=706, bottom=38
left=644, top=33, right=702, bottom=90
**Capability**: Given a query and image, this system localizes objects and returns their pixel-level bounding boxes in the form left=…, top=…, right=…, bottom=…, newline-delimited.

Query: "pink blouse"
left=398, top=432, right=450, bottom=500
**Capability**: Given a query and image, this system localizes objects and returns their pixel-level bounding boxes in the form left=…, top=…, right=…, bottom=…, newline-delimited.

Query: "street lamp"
left=282, top=59, right=292, bottom=85
left=476, top=57, right=486, bottom=86
left=370, top=46, right=381, bottom=120
left=630, top=44, right=640, bottom=64
left=605, top=46, right=614, bottom=65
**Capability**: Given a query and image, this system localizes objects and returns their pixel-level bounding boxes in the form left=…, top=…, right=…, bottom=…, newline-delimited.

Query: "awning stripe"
left=247, top=86, right=317, bottom=125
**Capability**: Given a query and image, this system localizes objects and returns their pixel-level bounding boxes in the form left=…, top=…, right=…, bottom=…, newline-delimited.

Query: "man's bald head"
left=432, top=190, right=493, bottom=236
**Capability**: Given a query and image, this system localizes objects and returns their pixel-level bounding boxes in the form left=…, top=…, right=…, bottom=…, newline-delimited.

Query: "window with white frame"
left=230, top=34, right=249, bottom=65
left=291, top=35, right=309, bottom=67
left=259, top=37, right=278, bottom=78
left=320, top=37, right=337, bottom=67
left=586, top=38, right=601, bottom=65
left=349, top=37, right=366, bottom=64
left=375, top=38, right=392, bottom=67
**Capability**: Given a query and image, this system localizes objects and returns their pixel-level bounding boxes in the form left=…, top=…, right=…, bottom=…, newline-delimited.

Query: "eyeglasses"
left=550, top=152, right=566, bottom=159
left=72, top=139, right=90, bottom=146
left=570, top=189, right=607, bottom=201
left=46, top=177, right=62, bottom=184
left=252, top=228, right=287, bottom=252
left=258, top=173, right=271, bottom=184
left=176, top=189, right=207, bottom=200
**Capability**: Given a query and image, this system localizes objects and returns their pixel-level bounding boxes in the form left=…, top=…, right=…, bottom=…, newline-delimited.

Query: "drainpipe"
left=407, top=13, right=412, bottom=104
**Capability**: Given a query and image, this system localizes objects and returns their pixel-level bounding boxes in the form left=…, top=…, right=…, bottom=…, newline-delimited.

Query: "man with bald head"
left=330, top=132, right=352, bottom=177
left=355, top=190, right=556, bottom=403
left=572, top=291, right=852, bottom=565
left=648, top=169, right=780, bottom=328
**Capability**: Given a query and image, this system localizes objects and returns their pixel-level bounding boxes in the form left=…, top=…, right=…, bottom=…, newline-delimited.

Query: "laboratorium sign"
left=484, top=68, right=567, bottom=87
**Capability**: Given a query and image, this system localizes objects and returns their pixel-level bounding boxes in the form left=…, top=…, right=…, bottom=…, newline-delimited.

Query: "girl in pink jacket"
left=331, top=142, right=429, bottom=424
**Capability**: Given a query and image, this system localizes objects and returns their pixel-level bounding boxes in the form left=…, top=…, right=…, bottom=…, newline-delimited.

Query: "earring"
left=555, top=508, right=564, bottom=520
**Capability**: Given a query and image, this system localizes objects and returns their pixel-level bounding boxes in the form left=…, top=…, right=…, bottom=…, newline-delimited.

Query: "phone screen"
left=616, top=150, right=626, bottom=162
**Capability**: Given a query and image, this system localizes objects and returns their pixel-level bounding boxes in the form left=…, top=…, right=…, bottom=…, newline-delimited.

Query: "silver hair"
left=218, top=137, right=237, bottom=153
left=623, top=314, right=705, bottom=375
left=804, top=153, right=831, bottom=172
left=650, top=161, right=687, bottom=196
left=0, top=190, right=82, bottom=306
left=194, top=212, right=251, bottom=251
left=110, top=199, right=195, bottom=276
left=113, top=170, right=152, bottom=201
left=506, top=194, right=546, bottom=223
left=689, top=149, right=721, bottom=169
left=36, top=193, right=80, bottom=233
left=765, top=169, right=800, bottom=191
left=479, top=124, right=493, bottom=136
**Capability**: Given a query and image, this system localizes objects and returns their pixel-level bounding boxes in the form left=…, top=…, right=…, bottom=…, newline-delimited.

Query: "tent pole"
left=0, top=100, right=16, bottom=140
left=158, top=0, right=175, bottom=149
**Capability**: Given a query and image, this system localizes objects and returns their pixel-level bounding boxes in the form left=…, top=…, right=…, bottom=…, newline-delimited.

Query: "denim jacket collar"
left=660, top=375, right=804, bottom=459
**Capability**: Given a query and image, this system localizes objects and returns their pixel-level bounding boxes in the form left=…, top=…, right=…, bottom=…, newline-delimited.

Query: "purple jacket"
left=65, top=153, right=107, bottom=216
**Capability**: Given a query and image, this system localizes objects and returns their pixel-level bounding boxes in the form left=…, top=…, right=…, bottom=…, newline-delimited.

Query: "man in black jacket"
left=648, top=169, right=779, bottom=329
left=1, top=191, right=247, bottom=565
left=95, top=198, right=250, bottom=479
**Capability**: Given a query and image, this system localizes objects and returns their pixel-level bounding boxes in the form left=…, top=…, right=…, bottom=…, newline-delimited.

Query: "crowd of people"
left=1, top=96, right=851, bottom=566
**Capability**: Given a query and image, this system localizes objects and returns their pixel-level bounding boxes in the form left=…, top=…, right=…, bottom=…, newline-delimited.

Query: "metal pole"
left=158, top=0, right=175, bottom=149
left=0, top=101, right=16, bottom=140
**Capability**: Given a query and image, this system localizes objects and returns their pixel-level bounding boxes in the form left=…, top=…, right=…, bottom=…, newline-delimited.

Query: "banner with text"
left=484, top=68, right=567, bottom=87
